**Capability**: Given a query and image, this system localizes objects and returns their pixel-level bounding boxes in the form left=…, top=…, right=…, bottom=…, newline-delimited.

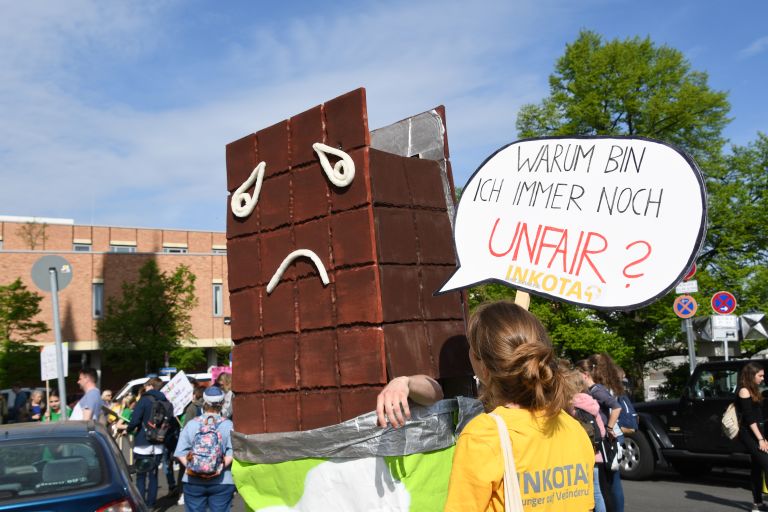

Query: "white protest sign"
left=40, top=343, right=68, bottom=381
left=161, top=370, right=194, bottom=416
left=439, top=137, right=706, bottom=310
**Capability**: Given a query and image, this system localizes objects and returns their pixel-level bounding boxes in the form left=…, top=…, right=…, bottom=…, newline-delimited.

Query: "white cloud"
left=0, top=0, right=562, bottom=230
left=739, top=35, right=768, bottom=59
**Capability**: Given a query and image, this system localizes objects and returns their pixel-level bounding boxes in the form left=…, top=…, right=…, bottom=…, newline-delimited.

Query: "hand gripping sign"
left=438, top=137, right=707, bottom=311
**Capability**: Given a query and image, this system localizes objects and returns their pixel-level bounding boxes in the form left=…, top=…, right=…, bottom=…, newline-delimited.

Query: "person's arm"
left=376, top=375, right=444, bottom=428
left=605, top=407, right=621, bottom=437
left=126, top=399, right=145, bottom=433
left=175, top=423, right=192, bottom=466
left=81, top=390, right=101, bottom=421
left=739, top=388, right=768, bottom=452
left=590, top=385, right=621, bottom=437
left=224, top=421, right=234, bottom=468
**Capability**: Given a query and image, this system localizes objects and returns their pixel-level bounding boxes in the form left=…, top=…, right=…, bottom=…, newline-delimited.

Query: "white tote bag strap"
left=488, top=412, right=524, bottom=512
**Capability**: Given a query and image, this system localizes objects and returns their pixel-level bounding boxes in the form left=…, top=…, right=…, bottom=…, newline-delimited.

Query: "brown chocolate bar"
left=226, top=88, right=472, bottom=433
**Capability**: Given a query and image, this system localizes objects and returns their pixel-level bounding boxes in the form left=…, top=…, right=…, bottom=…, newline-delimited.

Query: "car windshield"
left=0, top=438, right=105, bottom=501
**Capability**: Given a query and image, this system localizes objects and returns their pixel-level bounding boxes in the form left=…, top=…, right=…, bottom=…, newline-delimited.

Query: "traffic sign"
left=684, top=263, right=697, bottom=281
left=159, top=367, right=177, bottom=376
left=674, top=295, right=698, bottom=319
left=675, top=280, right=698, bottom=294
left=31, top=256, right=73, bottom=292
left=711, top=315, right=739, bottom=341
left=711, top=291, right=737, bottom=315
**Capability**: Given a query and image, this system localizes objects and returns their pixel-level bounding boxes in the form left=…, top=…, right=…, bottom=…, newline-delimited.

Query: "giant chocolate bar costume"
left=226, top=88, right=473, bottom=433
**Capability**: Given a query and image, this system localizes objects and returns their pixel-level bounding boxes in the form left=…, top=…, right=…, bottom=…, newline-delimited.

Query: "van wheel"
left=620, top=432, right=655, bottom=480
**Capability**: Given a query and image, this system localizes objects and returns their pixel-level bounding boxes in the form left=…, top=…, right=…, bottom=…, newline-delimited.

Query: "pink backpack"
left=185, top=416, right=225, bottom=478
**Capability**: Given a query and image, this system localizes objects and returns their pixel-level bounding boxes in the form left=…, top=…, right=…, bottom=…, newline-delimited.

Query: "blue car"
left=0, top=421, right=147, bottom=511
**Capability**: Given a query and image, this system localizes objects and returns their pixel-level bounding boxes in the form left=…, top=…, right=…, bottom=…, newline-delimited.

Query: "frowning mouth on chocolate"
left=266, top=249, right=330, bottom=294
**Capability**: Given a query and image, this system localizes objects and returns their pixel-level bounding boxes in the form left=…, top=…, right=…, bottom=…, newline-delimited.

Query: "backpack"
left=144, top=395, right=174, bottom=444
left=721, top=402, right=739, bottom=440
left=617, top=395, right=639, bottom=433
left=574, top=407, right=602, bottom=452
left=186, top=416, right=225, bottom=478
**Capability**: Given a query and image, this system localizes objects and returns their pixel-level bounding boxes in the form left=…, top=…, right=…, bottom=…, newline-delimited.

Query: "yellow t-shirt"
left=445, top=406, right=594, bottom=512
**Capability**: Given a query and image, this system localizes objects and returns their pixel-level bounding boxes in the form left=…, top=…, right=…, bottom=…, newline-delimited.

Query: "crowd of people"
left=6, top=299, right=766, bottom=511
left=2, top=368, right=236, bottom=511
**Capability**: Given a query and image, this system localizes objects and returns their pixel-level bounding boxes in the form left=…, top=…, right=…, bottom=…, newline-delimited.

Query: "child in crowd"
left=42, top=390, right=71, bottom=422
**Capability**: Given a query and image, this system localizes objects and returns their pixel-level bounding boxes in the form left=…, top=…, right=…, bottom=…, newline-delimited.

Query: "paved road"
left=624, top=467, right=754, bottom=512
left=139, top=458, right=753, bottom=511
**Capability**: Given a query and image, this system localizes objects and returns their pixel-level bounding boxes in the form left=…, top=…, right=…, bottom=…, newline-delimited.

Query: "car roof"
left=0, top=420, right=104, bottom=440
left=700, top=359, right=765, bottom=366
left=114, top=373, right=212, bottom=399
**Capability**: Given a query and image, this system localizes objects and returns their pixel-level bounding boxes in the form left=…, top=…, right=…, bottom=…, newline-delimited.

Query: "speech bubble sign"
left=438, top=136, right=707, bottom=311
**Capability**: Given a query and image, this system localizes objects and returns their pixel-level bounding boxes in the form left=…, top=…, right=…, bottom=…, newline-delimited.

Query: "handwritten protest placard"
left=162, top=370, right=194, bottom=416
left=439, top=137, right=706, bottom=310
left=40, top=343, right=68, bottom=381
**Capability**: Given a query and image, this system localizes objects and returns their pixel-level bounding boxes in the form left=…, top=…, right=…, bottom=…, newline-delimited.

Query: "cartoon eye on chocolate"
left=230, top=143, right=355, bottom=294
left=230, top=161, right=265, bottom=218
left=312, top=142, right=355, bottom=187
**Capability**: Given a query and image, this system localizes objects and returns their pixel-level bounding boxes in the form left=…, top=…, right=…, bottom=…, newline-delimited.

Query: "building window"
left=212, top=284, right=223, bottom=317
left=109, top=245, right=136, bottom=253
left=93, top=283, right=104, bottom=318
left=0, top=240, right=3, bottom=251
left=212, top=248, right=227, bottom=255
left=73, top=243, right=91, bottom=252
left=163, top=247, right=188, bottom=254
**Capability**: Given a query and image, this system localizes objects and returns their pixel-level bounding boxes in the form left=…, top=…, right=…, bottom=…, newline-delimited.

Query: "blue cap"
left=203, top=386, right=225, bottom=404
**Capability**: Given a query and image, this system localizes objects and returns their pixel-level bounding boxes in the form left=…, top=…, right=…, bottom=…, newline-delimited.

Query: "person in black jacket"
left=737, top=362, right=768, bottom=512
left=127, top=377, right=177, bottom=509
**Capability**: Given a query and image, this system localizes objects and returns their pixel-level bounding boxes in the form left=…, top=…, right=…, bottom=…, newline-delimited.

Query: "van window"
left=0, top=438, right=105, bottom=501
left=692, top=368, right=740, bottom=398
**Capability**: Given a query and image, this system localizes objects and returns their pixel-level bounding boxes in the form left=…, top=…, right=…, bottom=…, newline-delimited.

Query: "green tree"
left=702, top=133, right=768, bottom=355
left=517, top=30, right=730, bottom=166
left=97, top=260, right=197, bottom=375
left=0, top=279, right=49, bottom=386
left=653, top=362, right=691, bottom=400
left=504, top=30, right=735, bottom=388
left=169, top=347, right=207, bottom=372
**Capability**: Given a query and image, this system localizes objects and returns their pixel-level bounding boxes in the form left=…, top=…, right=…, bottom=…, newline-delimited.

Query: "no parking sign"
left=711, top=291, right=737, bottom=315
left=673, top=295, right=698, bottom=319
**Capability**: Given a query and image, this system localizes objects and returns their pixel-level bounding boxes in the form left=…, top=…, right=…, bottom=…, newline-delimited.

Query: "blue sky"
left=1, top=0, right=765, bottom=231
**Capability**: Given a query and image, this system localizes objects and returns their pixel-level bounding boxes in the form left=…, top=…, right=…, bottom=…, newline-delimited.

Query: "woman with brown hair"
left=443, top=301, right=594, bottom=511
left=737, top=362, right=768, bottom=512
left=576, top=354, right=624, bottom=512
left=215, top=372, right=234, bottom=420
left=567, top=369, right=610, bottom=512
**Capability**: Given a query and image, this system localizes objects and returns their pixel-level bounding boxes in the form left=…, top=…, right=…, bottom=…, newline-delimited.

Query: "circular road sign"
left=684, top=263, right=697, bottom=281
left=711, top=291, right=737, bottom=315
left=673, top=295, right=698, bottom=319
left=31, top=255, right=73, bottom=292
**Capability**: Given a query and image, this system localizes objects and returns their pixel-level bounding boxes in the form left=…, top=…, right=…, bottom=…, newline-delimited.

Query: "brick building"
left=0, top=215, right=231, bottom=389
